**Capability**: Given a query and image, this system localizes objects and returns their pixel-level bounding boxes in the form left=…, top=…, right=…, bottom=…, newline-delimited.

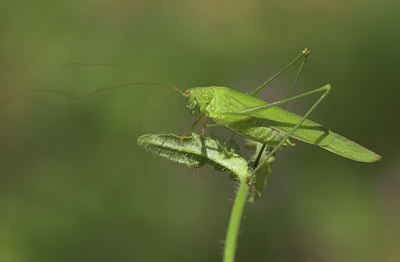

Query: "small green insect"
left=172, top=49, right=379, bottom=160
left=167, top=49, right=380, bottom=186
left=18, top=49, right=381, bottom=178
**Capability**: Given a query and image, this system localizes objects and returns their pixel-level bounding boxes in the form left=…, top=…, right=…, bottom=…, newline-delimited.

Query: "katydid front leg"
left=180, top=114, right=209, bottom=142
left=200, top=115, right=209, bottom=137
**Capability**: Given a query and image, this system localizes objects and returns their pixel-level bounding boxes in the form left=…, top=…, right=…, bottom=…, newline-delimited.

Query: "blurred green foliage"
left=1, top=0, right=399, bottom=261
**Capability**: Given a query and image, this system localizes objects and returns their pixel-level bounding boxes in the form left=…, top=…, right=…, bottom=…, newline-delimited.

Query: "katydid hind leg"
left=247, top=59, right=308, bottom=193
left=227, top=84, right=331, bottom=116
left=249, top=49, right=310, bottom=97
left=213, top=84, right=330, bottom=119
left=282, top=50, right=309, bottom=109
left=247, top=84, right=331, bottom=188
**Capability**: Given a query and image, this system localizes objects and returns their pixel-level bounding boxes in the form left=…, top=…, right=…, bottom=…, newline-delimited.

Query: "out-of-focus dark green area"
left=1, top=1, right=399, bottom=261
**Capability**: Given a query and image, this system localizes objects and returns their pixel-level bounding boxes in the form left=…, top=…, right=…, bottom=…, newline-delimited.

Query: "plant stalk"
left=223, top=180, right=250, bottom=262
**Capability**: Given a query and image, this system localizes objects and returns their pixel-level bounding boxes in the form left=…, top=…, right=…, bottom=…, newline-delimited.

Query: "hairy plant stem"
left=223, top=180, right=250, bottom=262
left=223, top=143, right=267, bottom=262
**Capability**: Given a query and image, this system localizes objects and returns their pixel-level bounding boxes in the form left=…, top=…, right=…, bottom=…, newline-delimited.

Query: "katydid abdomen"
left=198, top=86, right=380, bottom=162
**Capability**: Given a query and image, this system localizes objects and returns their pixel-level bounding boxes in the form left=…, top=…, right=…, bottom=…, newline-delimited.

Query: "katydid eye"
left=185, top=91, right=191, bottom=96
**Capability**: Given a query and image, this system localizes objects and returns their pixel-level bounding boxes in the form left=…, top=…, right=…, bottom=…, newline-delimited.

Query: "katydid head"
left=184, top=87, right=214, bottom=115
left=184, top=88, right=198, bottom=114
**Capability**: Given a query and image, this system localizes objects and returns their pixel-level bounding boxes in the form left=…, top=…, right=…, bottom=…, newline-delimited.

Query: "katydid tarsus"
left=11, top=49, right=381, bottom=187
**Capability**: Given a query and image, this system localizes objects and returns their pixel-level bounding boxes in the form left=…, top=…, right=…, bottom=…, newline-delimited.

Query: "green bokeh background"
left=1, top=1, right=399, bottom=261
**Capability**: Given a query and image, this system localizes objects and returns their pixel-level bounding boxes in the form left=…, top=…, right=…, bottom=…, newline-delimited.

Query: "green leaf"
left=137, top=133, right=249, bottom=180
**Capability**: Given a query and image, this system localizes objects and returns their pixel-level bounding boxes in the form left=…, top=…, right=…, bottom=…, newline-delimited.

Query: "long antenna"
left=63, top=63, right=185, bottom=96
left=2, top=82, right=180, bottom=106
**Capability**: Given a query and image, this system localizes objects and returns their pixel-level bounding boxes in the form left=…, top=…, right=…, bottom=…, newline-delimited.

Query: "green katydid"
left=175, top=50, right=381, bottom=187
left=184, top=49, right=381, bottom=188
left=180, top=49, right=380, bottom=163
left=12, top=49, right=381, bottom=172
